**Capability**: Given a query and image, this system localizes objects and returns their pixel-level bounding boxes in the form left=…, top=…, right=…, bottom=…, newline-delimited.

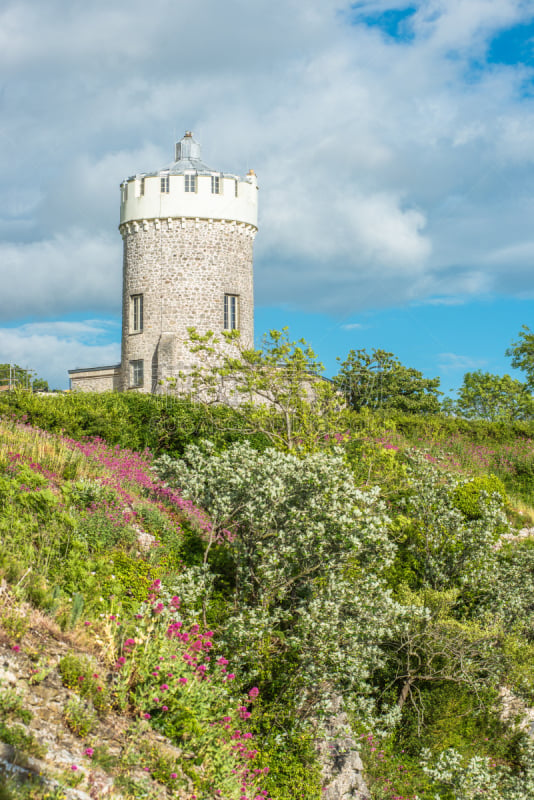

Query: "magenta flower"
left=84, top=748, right=94, bottom=758
left=160, top=684, right=169, bottom=691
left=248, top=687, right=259, bottom=699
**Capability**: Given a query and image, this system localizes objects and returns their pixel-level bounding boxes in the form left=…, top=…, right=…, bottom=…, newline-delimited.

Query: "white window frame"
left=160, top=173, right=170, bottom=193
left=184, top=174, right=197, bottom=193
left=211, top=175, right=221, bottom=195
left=131, top=294, right=143, bottom=333
left=224, top=294, right=239, bottom=330
left=134, top=177, right=145, bottom=198
left=130, top=359, right=144, bottom=388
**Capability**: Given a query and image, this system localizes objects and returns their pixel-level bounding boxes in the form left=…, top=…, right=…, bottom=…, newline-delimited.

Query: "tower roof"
left=144, top=131, right=237, bottom=178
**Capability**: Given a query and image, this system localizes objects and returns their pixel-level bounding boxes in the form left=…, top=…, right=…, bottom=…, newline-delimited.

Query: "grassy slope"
left=0, top=417, right=270, bottom=800
left=2, top=392, right=534, bottom=799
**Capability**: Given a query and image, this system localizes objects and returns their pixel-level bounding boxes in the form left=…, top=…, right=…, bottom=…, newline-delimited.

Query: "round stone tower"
left=118, top=131, right=258, bottom=392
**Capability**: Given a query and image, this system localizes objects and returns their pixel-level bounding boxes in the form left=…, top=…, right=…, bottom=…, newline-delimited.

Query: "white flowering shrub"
left=154, top=442, right=403, bottom=720
left=420, top=738, right=534, bottom=800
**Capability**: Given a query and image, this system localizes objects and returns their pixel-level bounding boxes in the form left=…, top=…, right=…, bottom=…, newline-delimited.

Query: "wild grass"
left=0, top=419, right=96, bottom=482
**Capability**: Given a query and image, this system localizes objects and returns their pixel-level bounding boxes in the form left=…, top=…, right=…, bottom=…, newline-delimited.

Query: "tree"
left=154, top=441, right=399, bottom=720
left=334, top=348, right=441, bottom=414
left=455, top=370, right=534, bottom=421
left=165, top=327, right=346, bottom=452
left=382, top=588, right=503, bottom=719
left=0, top=364, right=48, bottom=392
left=506, top=325, right=534, bottom=388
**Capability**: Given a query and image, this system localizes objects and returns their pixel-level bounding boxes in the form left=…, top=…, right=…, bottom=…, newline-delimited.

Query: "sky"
left=2, top=0, right=534, bottom=392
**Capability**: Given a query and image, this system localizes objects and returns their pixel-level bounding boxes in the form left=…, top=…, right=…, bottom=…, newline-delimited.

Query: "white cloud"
left=0, top=231, right=121, bottom=321
left=1, top=0, right=534, bottom=322
left=0, top=320, right=121, bottom=390
left=438, top=352, right=488, bottom=371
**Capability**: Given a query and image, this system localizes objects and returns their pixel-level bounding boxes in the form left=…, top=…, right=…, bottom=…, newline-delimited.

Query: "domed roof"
left=144, top=131, right=237, bottom=178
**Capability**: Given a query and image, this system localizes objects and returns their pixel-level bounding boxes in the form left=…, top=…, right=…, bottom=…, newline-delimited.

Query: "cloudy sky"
left=2, top=0, right=534, bottom=391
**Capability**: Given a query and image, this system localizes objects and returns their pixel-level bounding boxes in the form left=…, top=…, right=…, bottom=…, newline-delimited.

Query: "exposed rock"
left=316, top=696, right=370, bottom=800
left=0, top=623, right=191, bottom=798
left=500, top=686, right=534, bottom=736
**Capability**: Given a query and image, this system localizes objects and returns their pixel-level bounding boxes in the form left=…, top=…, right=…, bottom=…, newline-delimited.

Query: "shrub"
left=63, top=696, right=98, bottom=737
left=452, top=474, right=508, bottom=520
left=58, top=654, right=110, bottom=714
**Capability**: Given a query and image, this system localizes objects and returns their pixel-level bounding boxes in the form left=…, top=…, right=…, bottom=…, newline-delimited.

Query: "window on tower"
left=211, top=175, right=221, bottom=194
left=130, top=360, right=144, bottom=388
left=134, top=177, right=145, bottom=198
left=224, top=294, right=239, bottom=330
left=160, top=173, right=170, bottom=193
left=184, top=174, right=197, bottom=192
left=131, top=294, right=143, bottom=333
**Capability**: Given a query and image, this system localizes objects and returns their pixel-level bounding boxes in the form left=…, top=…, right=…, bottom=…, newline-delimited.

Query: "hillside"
left=0, top=392, right=534, bottom=799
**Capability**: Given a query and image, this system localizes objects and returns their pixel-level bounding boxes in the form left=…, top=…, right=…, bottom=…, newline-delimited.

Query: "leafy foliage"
left=334, top=348, right=442, bottom=414
left=506, top=324, right=534, bottom=389
left=2, top=388, right=534, bottom=798
left=454, top=370, right=534, bottom=421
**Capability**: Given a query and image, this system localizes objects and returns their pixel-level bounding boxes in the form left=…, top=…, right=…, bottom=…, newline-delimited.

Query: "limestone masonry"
left=69, top=132, right=258, bottom=393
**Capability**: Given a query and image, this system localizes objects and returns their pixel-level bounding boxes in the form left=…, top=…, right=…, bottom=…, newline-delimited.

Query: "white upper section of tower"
left=120, top=132, right=258, bottom=229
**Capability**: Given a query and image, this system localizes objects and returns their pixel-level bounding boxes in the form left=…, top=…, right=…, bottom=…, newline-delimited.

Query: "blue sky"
left=2, top=0, right=534, bottom=392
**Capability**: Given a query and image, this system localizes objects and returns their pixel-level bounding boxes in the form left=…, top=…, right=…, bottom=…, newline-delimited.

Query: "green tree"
left=334, top=348, right=441, bottom=414
left=506, top=325, right=534, bottom=388
left=0, top=364, right=48, bottom=392
left=167, top=327, right=345, bottom=452
left=455, top=371, right=534, bottom=421
left=32, top=377, right=49, bottom=392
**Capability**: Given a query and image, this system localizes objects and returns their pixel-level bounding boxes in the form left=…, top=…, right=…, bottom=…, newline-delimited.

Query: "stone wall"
left=69, top=366, right=121, bottom=393
left=119, top=218, right=255, bottom=393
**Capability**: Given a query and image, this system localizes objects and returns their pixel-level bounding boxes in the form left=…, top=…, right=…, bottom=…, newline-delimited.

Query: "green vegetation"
left=335, top=347, right=442, bottom=414
left=1, top=329, right=534, bottom=798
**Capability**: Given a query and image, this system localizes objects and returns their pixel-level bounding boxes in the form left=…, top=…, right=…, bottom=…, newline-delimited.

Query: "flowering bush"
left=111, top=581, right=269, bottom=800
left=154, top=441, right=402, bottom=723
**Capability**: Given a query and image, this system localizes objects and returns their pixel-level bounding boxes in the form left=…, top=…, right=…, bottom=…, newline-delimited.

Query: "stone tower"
left=118, top=132, right=258, bottom=392
left=68, top=132, right=258, bottom=393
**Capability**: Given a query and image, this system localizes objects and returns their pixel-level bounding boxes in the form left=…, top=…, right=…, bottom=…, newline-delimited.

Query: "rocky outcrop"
left=0, top=612, right=190, bottom=798
left=316, top=696, right=370, bottom=800
left=499, top=686, right=534, bottom=737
